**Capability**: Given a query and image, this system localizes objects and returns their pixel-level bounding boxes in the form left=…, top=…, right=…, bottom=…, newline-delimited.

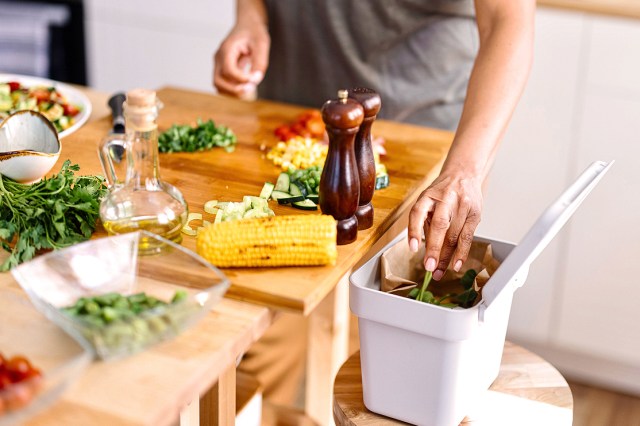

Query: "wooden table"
left=333, top=342, right=574, bottom=426
left=0, top=89, right=274, bottom=426
left=57, top=86, right=453, bottom=425
left=3, top=86, right=452, bottom=425
left=0, top=283, right=271, bottom=426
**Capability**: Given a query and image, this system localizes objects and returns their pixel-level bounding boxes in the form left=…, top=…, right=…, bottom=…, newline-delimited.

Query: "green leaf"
left=460, top=269, right=477, bottom=290
left=408, top=288, right=419, bottom=299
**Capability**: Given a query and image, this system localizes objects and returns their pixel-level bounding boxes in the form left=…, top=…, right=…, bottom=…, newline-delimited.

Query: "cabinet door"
left=554, top=15, right=640, bottom=365
left=478, top=9, right=586, bottom=343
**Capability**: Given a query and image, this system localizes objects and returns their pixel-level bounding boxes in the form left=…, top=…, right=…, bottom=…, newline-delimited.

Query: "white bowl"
left=0, top=110, right=61, bottom=184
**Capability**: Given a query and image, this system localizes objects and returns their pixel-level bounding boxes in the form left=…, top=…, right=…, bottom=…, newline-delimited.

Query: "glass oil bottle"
left=98, top=89, right=188, bottom=253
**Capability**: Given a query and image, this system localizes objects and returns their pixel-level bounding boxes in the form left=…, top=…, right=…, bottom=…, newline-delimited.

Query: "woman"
left=214, top=0, right=535, bottom=405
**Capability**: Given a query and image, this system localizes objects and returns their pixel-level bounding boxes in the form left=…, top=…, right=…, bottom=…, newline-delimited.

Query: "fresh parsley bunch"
left=0, top=160, right=108, bottom=271
left=158, top=118, right=237, bottom=153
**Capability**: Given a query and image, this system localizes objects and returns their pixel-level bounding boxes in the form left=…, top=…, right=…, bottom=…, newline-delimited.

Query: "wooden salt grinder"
left=319, top=89, right=364, bottom=245
left=349, top=87, right=381, bottom=230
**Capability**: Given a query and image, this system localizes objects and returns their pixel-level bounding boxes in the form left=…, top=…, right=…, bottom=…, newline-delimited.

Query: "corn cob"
left=196, top=215, right=337, bottom=267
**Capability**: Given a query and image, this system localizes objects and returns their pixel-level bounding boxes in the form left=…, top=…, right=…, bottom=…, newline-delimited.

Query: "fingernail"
left=425, top=257, right=436, bottom=271
left=433, top=269, right=444, bottom=281
left=249, top=70, right=263, bottom=84
left=454, top=260, right=462, bottom=272
left=409, top=238, right=419, bottom=252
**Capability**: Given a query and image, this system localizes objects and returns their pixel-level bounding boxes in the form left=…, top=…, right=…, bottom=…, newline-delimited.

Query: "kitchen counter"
left=538, top=0, right=640, bottom=20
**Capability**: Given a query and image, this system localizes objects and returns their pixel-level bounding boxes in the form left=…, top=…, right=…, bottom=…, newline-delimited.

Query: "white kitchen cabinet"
left=83, top=0, right=234, bottom=94
left=479, top=8, right=640, bottom=394
left=477, top=8, right=586, bottom=344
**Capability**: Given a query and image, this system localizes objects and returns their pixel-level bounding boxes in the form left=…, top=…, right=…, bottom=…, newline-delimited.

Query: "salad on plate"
left=0, top=81, right=81, bottom=134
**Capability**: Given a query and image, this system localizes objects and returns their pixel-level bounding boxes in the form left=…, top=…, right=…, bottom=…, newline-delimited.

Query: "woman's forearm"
left=442, top=0, right=535, bottom=181
left=236, top=0, right=268, bottom=27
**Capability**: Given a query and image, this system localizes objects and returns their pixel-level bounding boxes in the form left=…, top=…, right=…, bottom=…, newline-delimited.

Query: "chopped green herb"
left=158, top=118, right=237, bottom=153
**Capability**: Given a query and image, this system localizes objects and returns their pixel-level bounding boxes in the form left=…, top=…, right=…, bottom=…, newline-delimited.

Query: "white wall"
left=479, top=8, right=640, bottom=395
left=84, top=0, right=235, bottom=94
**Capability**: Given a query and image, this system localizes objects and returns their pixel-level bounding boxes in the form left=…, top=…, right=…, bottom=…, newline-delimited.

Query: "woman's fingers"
left=423, top=199, right=454, bottom=273
left=408, top=192, right=436, bottom=253
left=432, top=206, right=466, bottom=280
left=451, top=206, right=481, bottom=272
left=408, top=175, right=483, bottom=277
left=213, top=29, right=269, bottom=97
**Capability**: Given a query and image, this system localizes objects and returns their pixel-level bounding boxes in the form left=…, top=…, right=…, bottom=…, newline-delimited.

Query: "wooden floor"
left=570, top=380, right=640, bottom=426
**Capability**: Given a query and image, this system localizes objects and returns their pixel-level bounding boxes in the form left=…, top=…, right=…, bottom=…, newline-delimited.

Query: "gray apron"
left=259, top=0, right=478, bottom=130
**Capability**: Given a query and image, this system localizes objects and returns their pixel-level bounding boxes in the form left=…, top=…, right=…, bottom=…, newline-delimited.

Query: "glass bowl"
left=0, top=287, right=92, bottom=425
left=11, top=231, right=230, bottom=360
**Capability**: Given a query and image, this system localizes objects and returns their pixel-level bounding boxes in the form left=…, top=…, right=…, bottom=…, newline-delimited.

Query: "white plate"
left=0, top=73, right=92, bottom=139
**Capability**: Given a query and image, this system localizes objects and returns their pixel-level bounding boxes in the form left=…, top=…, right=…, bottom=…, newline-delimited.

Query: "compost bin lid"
left=480, top=160, right=614, bottom=317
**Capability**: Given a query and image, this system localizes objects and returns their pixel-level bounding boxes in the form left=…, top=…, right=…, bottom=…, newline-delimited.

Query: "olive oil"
left=98, top=89, right=188, bottom=253
left=103, top=216, right=185, bottom=252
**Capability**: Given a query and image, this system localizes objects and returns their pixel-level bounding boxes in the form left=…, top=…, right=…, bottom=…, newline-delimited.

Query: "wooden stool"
left=333, top=341, right=573, bottom=425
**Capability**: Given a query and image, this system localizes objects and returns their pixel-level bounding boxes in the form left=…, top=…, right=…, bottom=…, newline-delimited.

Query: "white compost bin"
left=349, top=161, right=613, bottom=426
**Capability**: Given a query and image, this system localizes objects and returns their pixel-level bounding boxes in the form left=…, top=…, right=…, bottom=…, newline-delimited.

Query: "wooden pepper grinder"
left=349, top=87, right=381, bottom=230
left=319, top=89, right=364, bottom=245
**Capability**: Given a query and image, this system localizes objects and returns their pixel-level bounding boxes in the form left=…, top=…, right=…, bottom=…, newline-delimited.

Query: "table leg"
left=180, top=398, right=200, bottom=426
left=305, top=272, right=351, bottom=425
left=199, top=365, right=236, bottom=426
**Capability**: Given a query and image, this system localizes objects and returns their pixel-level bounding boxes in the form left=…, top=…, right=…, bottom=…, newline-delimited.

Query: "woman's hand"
left=407, top=0, right=534, bottom=280
left=213, top=0, right=270, bottom=98
left=408, top=171, right=483, bottom=281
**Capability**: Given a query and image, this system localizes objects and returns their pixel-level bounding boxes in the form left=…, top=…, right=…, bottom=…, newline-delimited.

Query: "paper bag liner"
left=380, top=235, right=501, bottom=306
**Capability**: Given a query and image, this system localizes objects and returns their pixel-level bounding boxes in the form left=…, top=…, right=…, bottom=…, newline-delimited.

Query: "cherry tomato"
left=7, top=82, right=20, bottom=92
left=0, top=373, right=12, bottom=390
left=4, top=383, right=32, bottom=410
left=306, top=118, right=325, bottom=137
left=6, top=356, right=32, bottom=382
left=31, top=89, right=51, bottom=103
left=63, top=103, right=80, bottom=116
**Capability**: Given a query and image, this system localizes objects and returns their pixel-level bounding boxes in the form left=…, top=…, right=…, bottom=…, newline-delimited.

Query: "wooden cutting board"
left=48, top=86, right=454, bottom=315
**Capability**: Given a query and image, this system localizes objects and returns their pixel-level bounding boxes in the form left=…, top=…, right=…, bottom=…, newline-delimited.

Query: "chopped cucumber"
left=259, top=182, right=275, bottom=199
left=375, top=173, right=390, bottom=190
left=289, top=181, right=307, bottom=197
left=292, top=199, right=318, bottom=211
left=274, top=172, right=290, bottom=192
left=0, top=94, right=11, bottom=112
left=249, top=196, right=268, bottom=210
left=270, top=190, right=293, bottom=201
left=306, top=194, right=319, bottom=203
left=277, top=195, right=305, bottom=205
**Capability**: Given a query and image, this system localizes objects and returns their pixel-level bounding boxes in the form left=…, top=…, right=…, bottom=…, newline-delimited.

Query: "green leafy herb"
left=0, top=160, right=107, bottom=271
left=158, top=118, right=237, bottom=153
left=460, top=268, right=478, bottom=290
left=408, top=268, right=479, bottom=308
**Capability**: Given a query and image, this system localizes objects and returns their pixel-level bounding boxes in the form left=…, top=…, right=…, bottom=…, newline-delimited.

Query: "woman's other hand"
left=213, top=0, right=270, bottom=98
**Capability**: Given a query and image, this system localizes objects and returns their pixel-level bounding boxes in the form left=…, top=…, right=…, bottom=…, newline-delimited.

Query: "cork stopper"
left=321, top=89, right=364, bottom=130
left=126, top=89, right=156, bottom=108
left=124, top=89, right=158, bottom=131
left=348, top=87, right=381, bottom=118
